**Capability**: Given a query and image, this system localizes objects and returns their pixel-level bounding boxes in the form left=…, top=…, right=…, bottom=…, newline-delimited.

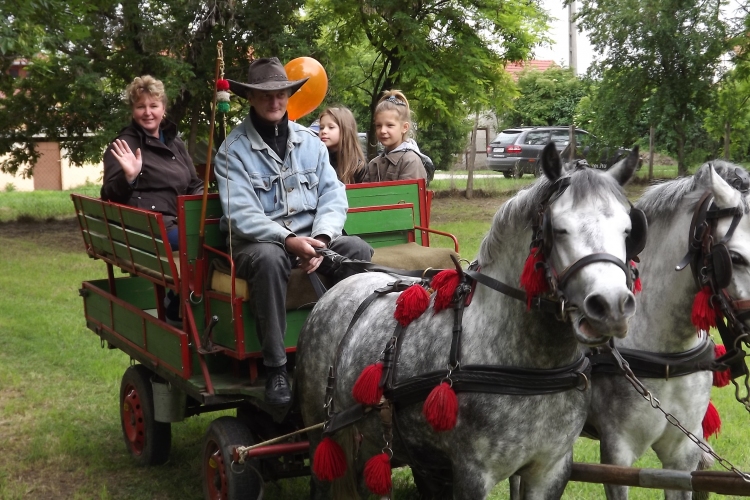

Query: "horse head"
left=681, top=163, right=750, bottom=333
left=536, top=142, right=642, bottom=345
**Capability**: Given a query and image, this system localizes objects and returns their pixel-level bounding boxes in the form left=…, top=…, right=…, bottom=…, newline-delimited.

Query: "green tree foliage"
left=309, top=0, right=550, bottom=169
left=0, top=0, right=315, bottom=175
left=704, top=70, right=750, bottom=161
left=576, top=0, right=728, bottom=175
left=502, top=66, right=585, bottom=127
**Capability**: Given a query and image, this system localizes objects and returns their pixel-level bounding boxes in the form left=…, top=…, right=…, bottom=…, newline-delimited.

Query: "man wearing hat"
left=215, top=57, right=373, bottom=405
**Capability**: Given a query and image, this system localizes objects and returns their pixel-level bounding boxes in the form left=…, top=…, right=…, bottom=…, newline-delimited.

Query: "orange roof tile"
left=505, top=60, right=558, bottom=80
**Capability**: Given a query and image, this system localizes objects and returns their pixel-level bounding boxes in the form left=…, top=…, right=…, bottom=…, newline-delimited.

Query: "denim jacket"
left=215, top=114, right=347, bottom=246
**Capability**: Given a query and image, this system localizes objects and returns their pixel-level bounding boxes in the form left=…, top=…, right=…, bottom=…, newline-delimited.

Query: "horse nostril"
left=621, top=293, right=636, bottom=317
left=583, top=294, right=609, bottom=321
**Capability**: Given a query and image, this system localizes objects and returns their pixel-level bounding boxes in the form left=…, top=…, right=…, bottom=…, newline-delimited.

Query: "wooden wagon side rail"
left=570, top=463, right=750, bottom=496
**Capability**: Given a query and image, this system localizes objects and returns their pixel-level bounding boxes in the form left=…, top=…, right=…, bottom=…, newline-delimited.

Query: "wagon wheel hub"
left=205, top=444, right=229, bottom=499
left=122, top=385, right=145, bottom=455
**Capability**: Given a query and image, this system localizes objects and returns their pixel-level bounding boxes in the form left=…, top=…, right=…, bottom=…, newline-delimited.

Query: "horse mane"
left=479, top=167, right=629, bottom=264
left=636, top=160, right=750, bottom=218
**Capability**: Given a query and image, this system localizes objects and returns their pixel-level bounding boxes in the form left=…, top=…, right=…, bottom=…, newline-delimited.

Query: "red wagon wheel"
left=202, top=416, right=261, bottom=500
left=119, top=365, right=171, bottom=465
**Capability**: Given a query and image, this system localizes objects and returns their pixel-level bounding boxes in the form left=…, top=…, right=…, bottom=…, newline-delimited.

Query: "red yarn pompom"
left=629, top=261, right=642, bottom=294
left=691, top=286, right=716, bottom=331
left=432, top=269, right=461, bottom=313
left=312, top=437, right=347, bottom=481
left=520, top=248, right=549, bottom=309
left=713, top=344, right=731, bottom=388
left=364, top=452, right=392, bottom=495
left=703, top=400, right=722, bottom=438
left=352, top=362, right=383, bottom=406
left=394, top=284, right=430, bottom=326
left=423, top=382, right=458, bottom=432
left=216, top=79, right=230, bottom=91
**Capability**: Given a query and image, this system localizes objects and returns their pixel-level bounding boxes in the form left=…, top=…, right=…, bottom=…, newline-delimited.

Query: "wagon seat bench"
left=72, top=179, right=459, bottom=399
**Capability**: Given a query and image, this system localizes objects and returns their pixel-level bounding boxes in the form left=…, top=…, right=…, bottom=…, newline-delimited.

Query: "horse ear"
left=607, top=146, right=640, bottom=186
left=540, top=142, right=562, bottom=181
left=709, top=164, right=742, bottom=209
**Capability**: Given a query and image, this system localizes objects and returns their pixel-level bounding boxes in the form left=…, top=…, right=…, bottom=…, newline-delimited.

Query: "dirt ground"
left=0, top=218, right=83, bottom=252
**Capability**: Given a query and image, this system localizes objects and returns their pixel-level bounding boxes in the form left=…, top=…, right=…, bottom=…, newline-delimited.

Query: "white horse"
left=296, top=143, right=642, bottom=499
left=587, top=161, right=750, bottom=499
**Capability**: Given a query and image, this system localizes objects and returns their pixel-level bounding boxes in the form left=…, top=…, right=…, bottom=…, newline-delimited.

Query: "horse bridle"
left=676, top=187, right=750, bottom=381
left=531, top=173, right=647, bottom=300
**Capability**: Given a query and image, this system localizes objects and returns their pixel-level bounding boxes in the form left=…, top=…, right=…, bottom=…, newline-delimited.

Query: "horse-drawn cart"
left=71, top=178, right=459, bottom=498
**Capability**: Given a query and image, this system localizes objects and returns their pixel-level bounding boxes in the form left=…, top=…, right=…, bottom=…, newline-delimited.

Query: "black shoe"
left=265, top=371, right=291, bottom=405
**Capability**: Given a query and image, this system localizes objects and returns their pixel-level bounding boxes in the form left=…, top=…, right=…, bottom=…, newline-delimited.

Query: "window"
left=524, top=131, right=549, bottom=145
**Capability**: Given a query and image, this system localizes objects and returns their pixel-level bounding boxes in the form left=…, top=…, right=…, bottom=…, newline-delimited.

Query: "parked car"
left=486, top=126, right=635, bottom=178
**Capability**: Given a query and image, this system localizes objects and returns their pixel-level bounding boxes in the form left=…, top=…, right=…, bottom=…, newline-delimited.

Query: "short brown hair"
left=124, top=75, right=168, bottom=108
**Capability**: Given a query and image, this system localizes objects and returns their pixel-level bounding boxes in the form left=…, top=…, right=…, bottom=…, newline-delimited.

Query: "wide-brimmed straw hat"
left=227, top=57, right=309, bottom=97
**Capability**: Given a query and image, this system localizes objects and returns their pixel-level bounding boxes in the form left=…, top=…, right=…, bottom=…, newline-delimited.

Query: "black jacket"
left=101, top=120, right=203, bottom=230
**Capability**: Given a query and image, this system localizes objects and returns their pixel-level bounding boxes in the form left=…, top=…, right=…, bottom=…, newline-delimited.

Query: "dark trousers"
left=232, top=236, right=373, bottom=367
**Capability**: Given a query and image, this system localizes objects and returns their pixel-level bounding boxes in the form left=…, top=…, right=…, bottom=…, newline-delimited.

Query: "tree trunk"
left=677, top=133, right=687, bottom=177
left=725, top=121, right=731, bottom=160
left=466, top=111, right=479, bottom=199
left=188, top=99, right=201, bottom=158
left=648, top=125, right=654, bottom=181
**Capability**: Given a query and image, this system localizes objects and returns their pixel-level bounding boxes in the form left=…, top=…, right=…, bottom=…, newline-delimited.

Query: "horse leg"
left=517, top=450, right=573, bottom=500
left=413, top=468, right=453, bottom=499
left=449, top=461, right=495, bottom=500
left=600, top=436, right=640, bottom=500
left=653, top=437, right=704, bottom=500
left=509, top=475, right=522, bottom=499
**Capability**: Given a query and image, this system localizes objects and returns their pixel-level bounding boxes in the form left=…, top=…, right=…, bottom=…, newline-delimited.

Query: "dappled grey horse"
left=587, top=161, right=750, bottom=500
left=296, top=143, right=641, bottom=499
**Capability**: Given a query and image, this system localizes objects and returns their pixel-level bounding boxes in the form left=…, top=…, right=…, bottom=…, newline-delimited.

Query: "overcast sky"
left=533, top=0, right=595, bottom=75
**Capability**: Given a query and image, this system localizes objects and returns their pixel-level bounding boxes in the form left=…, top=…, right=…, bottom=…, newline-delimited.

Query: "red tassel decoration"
left=216, top=79, right=230, bottom=91
left=520, top=248, right=549, bottom=310
left=312, top=437, right=347, bottom=481
left=713, top=344, right=731, bottom=388
left=394, top=284, right=430, bottom=326
left=423, top=382, right=458, bottom=432
left=352, top=362, right=384, bottom=406
left=633, top=277, right=642, bottom=294
left=363, top=452, right=392, bottom=496
left=691, top=286, right=716, bottom=331
left=702, top=400, right=722, bottom=438
left=630, top=263, right=642, bottom=294
left=432, top=269, right=461, bottom=313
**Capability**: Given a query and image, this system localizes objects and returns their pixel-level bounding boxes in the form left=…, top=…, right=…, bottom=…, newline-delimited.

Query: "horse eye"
left=730, top=251, right=747, bottom=266
left=553, top=228, right=568, bottom=236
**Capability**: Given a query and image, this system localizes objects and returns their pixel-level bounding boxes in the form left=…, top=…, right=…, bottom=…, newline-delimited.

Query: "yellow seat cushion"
left=208, top=260, right=332, bottom=310
left=208, top=243, right=459, bottom=307
left=372, top=242, right=459, bottom=270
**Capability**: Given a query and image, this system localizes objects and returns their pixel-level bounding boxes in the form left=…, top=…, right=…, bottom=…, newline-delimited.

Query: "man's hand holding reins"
left=285, top=235, right=328, bottom=274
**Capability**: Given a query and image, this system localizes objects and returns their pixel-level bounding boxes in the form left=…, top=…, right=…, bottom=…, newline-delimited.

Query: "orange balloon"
left=285, top=57, right=328, bottom=121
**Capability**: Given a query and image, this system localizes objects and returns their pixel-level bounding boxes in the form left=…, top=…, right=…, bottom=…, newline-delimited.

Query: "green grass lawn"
left=1, top=180, right=749, bottom=498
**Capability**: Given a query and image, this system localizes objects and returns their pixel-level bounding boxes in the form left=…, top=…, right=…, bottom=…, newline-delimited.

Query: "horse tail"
left=331, top=426, right=360, bottom=500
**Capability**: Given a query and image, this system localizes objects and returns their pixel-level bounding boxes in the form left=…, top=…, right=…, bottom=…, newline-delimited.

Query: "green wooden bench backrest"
left=71, top=194, right=177, bottom=285
left=179, top=180, right=427, bottom=258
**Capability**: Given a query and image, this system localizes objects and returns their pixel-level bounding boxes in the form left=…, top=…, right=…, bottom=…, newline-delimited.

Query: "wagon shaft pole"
left=570, top=463, right=750, bottom=496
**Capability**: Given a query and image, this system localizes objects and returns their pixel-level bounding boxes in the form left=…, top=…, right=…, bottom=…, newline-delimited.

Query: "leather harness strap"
left=589, top=334, right=717, bottom=379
